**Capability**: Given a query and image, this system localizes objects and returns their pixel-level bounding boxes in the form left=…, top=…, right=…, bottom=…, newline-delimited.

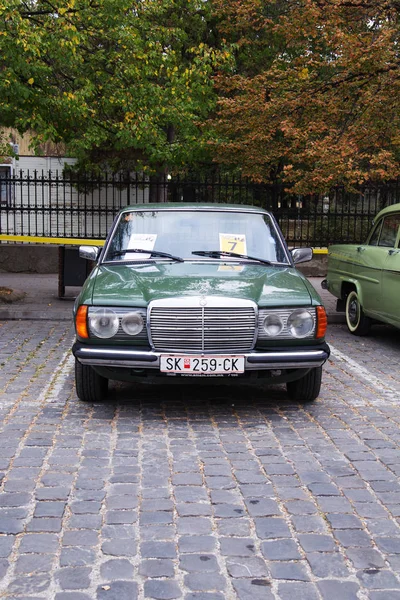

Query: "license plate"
left=160, top=355, right=245, bottom=374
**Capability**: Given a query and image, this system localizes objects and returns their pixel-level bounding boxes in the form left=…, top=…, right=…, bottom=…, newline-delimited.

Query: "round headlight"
left=287, top=309, right=314, bottom=338
left=121, top=312, right=144, bottom=336
left=89, top=308, right=119, bottom=339
left=263, top=314, right=284, bottom=336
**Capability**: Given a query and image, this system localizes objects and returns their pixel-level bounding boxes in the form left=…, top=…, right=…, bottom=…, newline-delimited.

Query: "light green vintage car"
left=325, top=202, right=400, bottom=335
left=72, top=204, right=329, bottom=403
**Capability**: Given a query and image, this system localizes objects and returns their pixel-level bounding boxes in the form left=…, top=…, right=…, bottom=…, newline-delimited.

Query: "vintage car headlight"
left=89, top=308, right=119, bottom=339
left=263, top=314, right=284, bottom=336
left=121, top=311, right=144, bottom=336
left=287, top=309, right=314, bottom=338
left=258, top=308, right=316, bottom=340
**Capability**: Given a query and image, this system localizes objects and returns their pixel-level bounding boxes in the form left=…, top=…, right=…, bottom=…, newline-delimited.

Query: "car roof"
left=119, top=202, right=270, bottom=215
left=375, top=202, right=400, bottom=221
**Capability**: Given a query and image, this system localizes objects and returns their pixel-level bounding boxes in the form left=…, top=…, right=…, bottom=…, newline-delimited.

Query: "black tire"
left=286, top=367, right=322, bottom=403
left=75, top=359, right=108, bottom=402
left=345, top=289, right=371, bottom=336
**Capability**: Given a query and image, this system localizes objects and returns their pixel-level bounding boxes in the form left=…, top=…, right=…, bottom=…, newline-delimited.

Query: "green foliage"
left=0, top=0, right=227, bottom=172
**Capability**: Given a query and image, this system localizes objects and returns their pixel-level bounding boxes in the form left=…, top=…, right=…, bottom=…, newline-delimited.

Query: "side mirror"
left=79, top=245, right=100, bottom=261
left=291, top=247, right=313, bottom=264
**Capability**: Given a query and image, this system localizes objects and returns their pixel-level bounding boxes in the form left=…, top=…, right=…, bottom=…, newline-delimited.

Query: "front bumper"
left=72, top=342, right=330, bottom=370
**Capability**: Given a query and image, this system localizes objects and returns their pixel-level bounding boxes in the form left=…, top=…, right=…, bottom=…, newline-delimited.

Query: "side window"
left=368, top=220, right=382, bottom=246
left=378, top=214, right=400, bottom=248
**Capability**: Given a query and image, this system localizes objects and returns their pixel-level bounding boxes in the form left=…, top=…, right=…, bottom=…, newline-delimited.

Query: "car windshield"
left=104, top=210, right=290, bottom=264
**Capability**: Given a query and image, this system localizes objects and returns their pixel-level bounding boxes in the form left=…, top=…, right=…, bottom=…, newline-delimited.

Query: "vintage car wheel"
left=286, top=366, right=322, bottom=402
left=345, top=290, right=371, bottom=336
left=75, top=359, right=108, bottom=402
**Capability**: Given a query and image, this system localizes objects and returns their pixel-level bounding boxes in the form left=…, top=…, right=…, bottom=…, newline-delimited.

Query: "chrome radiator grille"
left=149, top=305, right=256, bottom=352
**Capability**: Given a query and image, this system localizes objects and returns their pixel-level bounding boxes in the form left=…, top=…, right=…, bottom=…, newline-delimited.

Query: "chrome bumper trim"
left=73, top=344, right=329, bottom=371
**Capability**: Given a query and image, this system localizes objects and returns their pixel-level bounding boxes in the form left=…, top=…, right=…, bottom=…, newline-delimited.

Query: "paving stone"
left=100, top=559, right=134, bottom=579
left=213, top=504, right=245, bottom=518
left=285, top=500, right=318, bottom=515
left=176, top=504, right=211, bottom=518
left=56, top=567, right=91, bottom=590
left=178, top=536, right=216, bottom=553
left=8, top=574, right=51, bottom=594
left=277, top=581, right=319, bottom=600
left=0, top=516, right=24, bottom=534
left=325, top=513, right=363, bottom=529
left=375, top=537, right=400, bottom=553
left=106, top=510, right=137, bottom=525
left=334, top=529, right=372, bottom=548
left=261, top=539, right=302, bottom=560
left=141, top=525, right=175, bottom=541
left=244, top=498, right=280, bottom=517
left=0, top=493, right=31, bottom=507
left=225, top=556, right=269, bottom=578
left=97, top=581, right=138, bottom=600
left=219, top=538, right=256, bottom=557
left=102, top=539, right=137, bottom=557
left=27, top=518, right=62, bottom=532
left=180, top=554, right=219, bottom=573
left=232, top=579, right=274, bottom=600
left=177, top=517, right=212, bottom=535
left=290, top=515, right=327, bottom=533
left=216, top=518, right=251, bottom=537
left=346, top=548, right=386, bottom=569
left=34, top=501, right=66, bottom=518
left=139, top=559, right=175, bottom=578
left=269, top=561, right=309, bottom=581
left=254, top=517, right=291, bottom=539
left=141, top=541, right=176, bottom=559
left=60, top=548, right=97, bottom=567
left=184, top=573, right=226, bottom=592
left=0, top=535, right=15, bottom=557
left=144, top=580, right=182, bottom=599
left=356, top=569, right=400, bottom=589
left=298, top=534, right=336, bottom=552
left=68, top=514, right=103, bottom=529
left=317, top=580, right=360, bottom=600
left=19, top=533, right=59, bottom=554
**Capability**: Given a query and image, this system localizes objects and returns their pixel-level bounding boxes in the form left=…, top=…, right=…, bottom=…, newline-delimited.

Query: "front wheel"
left=286, top=367, right=322, bottom=403
left=345, top=290, right=371, bottom=336
left=75, top=360, right=108, bottom=402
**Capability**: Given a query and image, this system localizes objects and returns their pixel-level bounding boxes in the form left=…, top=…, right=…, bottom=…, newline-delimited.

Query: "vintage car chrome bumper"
left=73, top=342, right=330, bottom=370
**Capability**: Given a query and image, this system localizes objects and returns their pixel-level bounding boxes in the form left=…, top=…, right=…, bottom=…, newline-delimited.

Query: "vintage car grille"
left=149, top=305, right=256, bottom=352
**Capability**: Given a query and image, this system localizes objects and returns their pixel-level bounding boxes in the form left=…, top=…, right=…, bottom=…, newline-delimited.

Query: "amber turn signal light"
left=76, top=305, right=89, bottom=339
left=316, top=306, right=328, bottom=339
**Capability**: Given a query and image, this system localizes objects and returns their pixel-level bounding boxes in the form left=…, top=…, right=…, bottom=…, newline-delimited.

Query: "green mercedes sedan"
left=324, top=202, right=400, bottom=335
left=72, top=204, right=329, bottom=403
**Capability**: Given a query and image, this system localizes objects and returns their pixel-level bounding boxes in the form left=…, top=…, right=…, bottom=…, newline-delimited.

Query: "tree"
left=0, top=0, right=226, bottom=181
left=208, top=0, right=400, bottom=193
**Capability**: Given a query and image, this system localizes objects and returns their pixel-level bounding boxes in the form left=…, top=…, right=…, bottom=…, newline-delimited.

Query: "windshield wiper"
left=110, top=248, right=184, bottom=262
left=192, top=250, right=272, bottom=266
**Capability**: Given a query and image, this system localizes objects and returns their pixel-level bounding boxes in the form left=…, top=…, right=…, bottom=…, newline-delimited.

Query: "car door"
left=355, top=218, right=387, bottom=315
left=381, top=213, right=400, bottom=326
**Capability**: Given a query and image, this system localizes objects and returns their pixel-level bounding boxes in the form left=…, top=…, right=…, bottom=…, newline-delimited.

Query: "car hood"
left=84, top=262, right=319, bottom=307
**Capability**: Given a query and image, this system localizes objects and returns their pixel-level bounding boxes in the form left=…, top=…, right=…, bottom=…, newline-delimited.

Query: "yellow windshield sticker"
left=219, top=233, right=247, bottom=255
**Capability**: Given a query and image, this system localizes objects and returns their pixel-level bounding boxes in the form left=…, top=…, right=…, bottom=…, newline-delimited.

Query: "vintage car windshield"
left=104, top=210, right=290, bottom=264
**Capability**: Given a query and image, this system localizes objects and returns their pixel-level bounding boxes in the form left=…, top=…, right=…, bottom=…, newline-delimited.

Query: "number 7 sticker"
left=219, top=233, right=247, bottom=255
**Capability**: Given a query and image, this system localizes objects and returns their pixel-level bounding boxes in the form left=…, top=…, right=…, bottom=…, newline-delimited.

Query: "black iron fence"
left=1, top=170, right=400, bottom=246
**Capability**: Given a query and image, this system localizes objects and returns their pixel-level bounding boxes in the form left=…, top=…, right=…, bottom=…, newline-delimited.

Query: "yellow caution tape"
left=0, top=235, right=328, bottom=254
left=0, top=235, right=105, bottom=246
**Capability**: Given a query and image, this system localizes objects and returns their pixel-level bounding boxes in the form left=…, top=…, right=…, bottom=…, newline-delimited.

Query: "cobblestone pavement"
left=0, top=320, right=400, bottom=600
